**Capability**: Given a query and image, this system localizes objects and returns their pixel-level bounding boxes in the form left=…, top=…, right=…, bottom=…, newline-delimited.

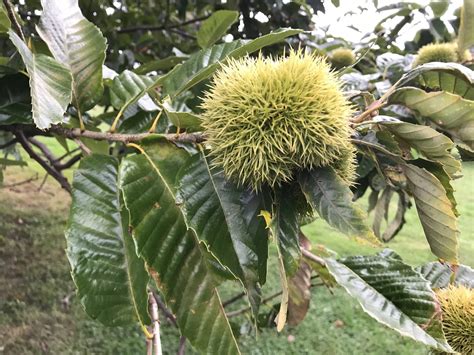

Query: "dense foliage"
left=1, top=0, right=473, bottom=354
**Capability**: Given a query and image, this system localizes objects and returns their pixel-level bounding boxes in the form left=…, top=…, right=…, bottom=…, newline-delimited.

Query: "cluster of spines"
left=414, top=43, right=472, bottom=67
left=201, top=49, right=355, bottom=190
left=436, top=285, right=473, bottom=354
left=330, top=48, right=356, bottom=69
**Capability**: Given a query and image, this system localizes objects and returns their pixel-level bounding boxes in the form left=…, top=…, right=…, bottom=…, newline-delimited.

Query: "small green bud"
left=330, top=48, right=356, bottom=69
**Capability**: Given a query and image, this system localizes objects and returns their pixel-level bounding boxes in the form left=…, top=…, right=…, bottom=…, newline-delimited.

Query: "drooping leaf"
left=272, top=188, right=302, bottom=277
left=288, top=233, right=312, bottom=326
left=270, top=189, right=302, bottom=332
left=458, top=0, right=474, bottom=53
left=0, top=3, right=10, bottom=33
left=417, top=262, right=474, bottom=289
left=403, top=163, right=458, bottom=263
left=299, top=167, right=378, bottom=244
left=389, top=87, right=474, bottom=150
left=409, top=158, right=458, bottom=217
left=163, top=97, right=202, bottom=129
left=197, top=10, right=239, bottom=48
left=394, top=62, right=474, bottom=100
left=371, top=187, right=409, bottom=242
left=8, top=30, right=72, bottom=129
left=120, top=139, right=240, bottom=354
left=160, top=28, right=302, bottom=97
left=176, top=151, right=268, bottom=317
left=273, top=234, right=289, bottom=333
left=325, top=250, right=453, bottom=352
left=66, top=155, right=150, bottom=327
left=380, top=121, right=461, bottom=178
left=37, top=0, right=107, bottom=112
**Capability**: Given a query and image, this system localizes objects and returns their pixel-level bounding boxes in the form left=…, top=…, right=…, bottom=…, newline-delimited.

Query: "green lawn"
left=0, top=155, right=472, bottom=354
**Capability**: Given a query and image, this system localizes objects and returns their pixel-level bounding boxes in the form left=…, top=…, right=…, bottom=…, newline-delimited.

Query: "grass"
left=0, top=151, right=473, bottom=354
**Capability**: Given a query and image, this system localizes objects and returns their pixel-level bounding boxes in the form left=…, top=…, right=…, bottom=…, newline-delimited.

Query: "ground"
left=1, top=139, right=473, bottom=354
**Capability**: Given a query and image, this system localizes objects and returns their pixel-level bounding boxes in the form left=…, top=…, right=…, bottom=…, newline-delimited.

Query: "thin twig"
left=301, top=249, right=326, bottom=267
left=149, top=292, right=163, bottom=355
left=0, top=138, right=17, bottom=149
left=153, top=292, right=177, bottom=327
left=56, top=154, right=82, bottom=170
left=350, top=99, right=385, bottom=124
left=226, top=290, right=283, bottom=318
left=2, top=0, right=25, bottom=41
left=177, top=336, right=186, bottom=355
left=37, top=173, right=48, bottom=192
left=117, top=14, right=211, bottom=34
left=15, top=131, right=71, bottom=193
left=168, top=28, right=197, bottom=40
left=73, top=138, right=92, bottom=156
left=223, top=292, right=246, bottom=308
left=28, top=137, right=57, bottom=164
left=29, top=137, right=81, bottom=170
left=49, top=126, right=206, bottom=144
left=1, top=173, right=38, bottom=188
left=226, top=250, right=328, bottom=319
left=54, top=147, right=81, bottom=163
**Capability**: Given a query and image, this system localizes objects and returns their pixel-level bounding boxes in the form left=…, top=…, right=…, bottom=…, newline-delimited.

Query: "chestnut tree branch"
left=3, top=0, right=25, bottom=41
left=15, top=131, right=72, bottom=193
left=116, top=14, right=211, bottom=34
left=49, top=126, right=206, bottom=144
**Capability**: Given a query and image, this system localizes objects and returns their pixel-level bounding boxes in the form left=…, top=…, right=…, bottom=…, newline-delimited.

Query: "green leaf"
left=197, top=10, right=239, bottom=48
left=380, top=121, right=461, bottom=178
left=403, top=163, right=458, bottom=263
left=299, top=167, right=378, bottom=244
left=163, top=97, right=201, bottom=129
left=176, top=151, right=268, bottom=317
left=66, top=155, right=150, bottom=327
left=430, top=0, right=449, bottom=17
left=389, top=87, right=474, bottom=150
left=0, top=3, right=10, bottom=33
left=409, top=158, right=458, bottom=216
left=120, top=139, right=240, bottom=355
left=458, top=0, right=474, bottom=53
left=109, top=70, right=156, bottom=111
left=0, top=73, right=32, bottom=125
left=325, top=250, right=453, bottom=352
left=37, top=0, right=107, bottom=112
left=417, top=262, right=474, bottom=288
left=160, top=28, right=302, bottom=97
left=395, top=62, right=474, bottom=99
left=8, top=30, right=72, bottom=129
left=272, top=188, right=302, bottom=276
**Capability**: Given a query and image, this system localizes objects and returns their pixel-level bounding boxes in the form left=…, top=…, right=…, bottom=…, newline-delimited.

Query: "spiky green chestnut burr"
left=436, top=285, right=473, bottom=354
left=413, top=43, right=472, bottom=67
left=330, top=48, right=356, bottom=69
left=201, top=49, right=356, bottom=190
